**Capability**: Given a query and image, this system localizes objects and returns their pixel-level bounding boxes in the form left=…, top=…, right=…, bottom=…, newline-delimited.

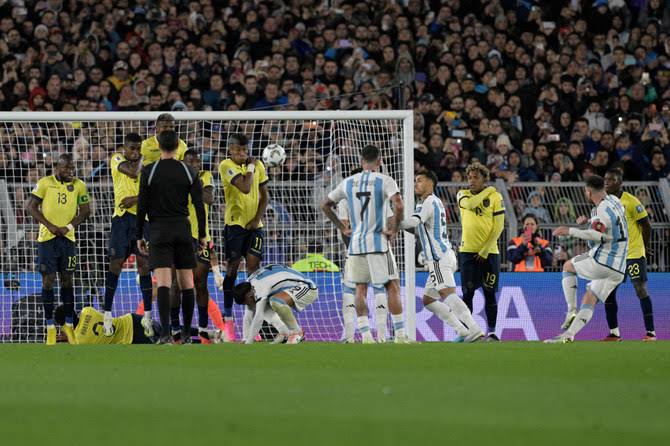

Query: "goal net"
left=0, top=111, right=415, bottom=343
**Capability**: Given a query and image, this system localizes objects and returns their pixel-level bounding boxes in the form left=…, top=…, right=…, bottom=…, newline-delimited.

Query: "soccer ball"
left=262, top=144, right=286, bottom=167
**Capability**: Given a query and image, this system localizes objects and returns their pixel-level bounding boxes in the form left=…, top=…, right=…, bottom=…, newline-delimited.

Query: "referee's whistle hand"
left=137, top=240, right=149, bottom=257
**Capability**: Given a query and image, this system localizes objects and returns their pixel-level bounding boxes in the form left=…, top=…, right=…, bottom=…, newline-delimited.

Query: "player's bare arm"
left=24, top=196, right=60, bottom=236
left=246, top=182, right=268, bottom=230
left=320, top=198, right=350, bottom=235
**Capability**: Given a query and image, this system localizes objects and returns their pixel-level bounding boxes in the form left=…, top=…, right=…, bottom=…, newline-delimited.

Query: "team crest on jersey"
left=67, top=184, right=74, bottom=192
left=636, top=205, right=643, bottom=213
left=482, top=198, right=490, bottom=207
left=228, top=168, right=234, bottom=176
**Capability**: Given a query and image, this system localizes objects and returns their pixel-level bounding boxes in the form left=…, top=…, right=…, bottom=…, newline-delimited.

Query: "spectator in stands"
left=523, top=191, right=552, bottom=224
left=645, top=150, right=670, bottom=180
left=506, top=214, right=553, bottom=272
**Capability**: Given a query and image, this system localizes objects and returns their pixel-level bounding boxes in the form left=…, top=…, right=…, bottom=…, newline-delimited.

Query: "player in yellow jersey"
left=602, top=168, right=655, bottom=341
left=103, top=133, right=155, bottom=337
left=54, top=305, right=157, bottom=345
left=24, top=154, right=91, bottom=345
left=141, top=113, right=188, bottom=165
left=184, top=149, right=226, bottom=343
left=218, top=133, right=269, bottom=341
left=456, top=163, right=505, bottom=341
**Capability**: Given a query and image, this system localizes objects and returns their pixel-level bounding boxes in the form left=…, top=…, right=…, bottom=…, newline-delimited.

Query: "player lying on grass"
left=233, top=264, right=319, bottom=344
left=54, top=305, right=222, bottom=345
left=546, top=175, right=628, bottom=343
left=401, top=171, right=485, bottom=343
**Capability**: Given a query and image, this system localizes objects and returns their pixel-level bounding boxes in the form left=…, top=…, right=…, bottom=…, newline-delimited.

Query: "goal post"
left=0, top=110, right=415, bottom=343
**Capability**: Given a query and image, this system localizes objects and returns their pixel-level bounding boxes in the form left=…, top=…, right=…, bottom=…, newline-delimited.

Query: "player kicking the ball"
left=234, top=264, right=318, bottom=344
left=546, top=175, right=628, bottom=343
left=400, top=171, right=484, bottom=343
left=321, top=145, right=408, bottom=343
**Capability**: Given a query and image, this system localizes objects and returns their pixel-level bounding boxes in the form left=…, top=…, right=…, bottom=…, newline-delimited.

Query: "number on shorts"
left=67, top=256, right=76, bottom=269
left=254, top=237, right=262, bottom=251
left=355, top=191, right=371, bottom=219
left=627, top=263, right=640, bottom=277
left=484, top=272, right=496, bottom=287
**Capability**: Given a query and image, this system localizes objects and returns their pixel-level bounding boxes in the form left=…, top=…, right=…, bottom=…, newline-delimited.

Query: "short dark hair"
left=125, top=133, right=142, bottom=144
left=417, top=170, right=438, bottom=189
left=350, top=167, right=363, bottom=176
left=233, top=282, right=253, bottom=305
left=157, top=130, right=178, bottom=152
left=522, top=213, right=538, bottom=225
left=58, top=153, right=73, bottom=164
left=229, top=133, right=248, bottom=146
left=361, top=145, right=380, bottom=163
left=585, top=174, right=605, bottom=191
left=156, top=113, right=175, bottom=123
left=184, top=149, right=199, bottom=159
left=606, top=167, right=623, bottom=180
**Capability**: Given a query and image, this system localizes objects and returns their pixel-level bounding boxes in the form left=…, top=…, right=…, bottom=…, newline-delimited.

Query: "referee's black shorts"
left=148, top=217, right=196, bottom=270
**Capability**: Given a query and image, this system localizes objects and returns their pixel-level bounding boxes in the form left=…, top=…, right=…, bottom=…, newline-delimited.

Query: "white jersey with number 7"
left=328, top=170, right=400, bottom=255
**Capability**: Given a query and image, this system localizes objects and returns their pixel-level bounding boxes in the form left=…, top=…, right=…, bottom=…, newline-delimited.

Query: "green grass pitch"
left=1, top=342, right=668, bottom=446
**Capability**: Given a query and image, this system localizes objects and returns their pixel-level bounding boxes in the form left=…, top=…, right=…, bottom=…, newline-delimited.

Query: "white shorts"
left=425, top=250, right=457, bottom=291
left=572, top=254, right=624, bottom=302
left=342, top=256, right=355, bottom=289
left=346, top=250, right=399, bottom=287
left=285, top=284, right=318, bottom=312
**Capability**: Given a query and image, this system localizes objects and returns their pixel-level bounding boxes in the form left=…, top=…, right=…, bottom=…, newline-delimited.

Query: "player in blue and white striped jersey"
left=400, top=171, right=484, bottom=343
left=546, top=175, right=628, bottom=343
left=233, top=264, right=318, bottom=344
left=321, top=145, right=407, bottom=343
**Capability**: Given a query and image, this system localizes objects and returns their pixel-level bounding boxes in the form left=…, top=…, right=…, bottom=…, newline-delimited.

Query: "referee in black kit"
left=136, top=130, right=207, bottom=344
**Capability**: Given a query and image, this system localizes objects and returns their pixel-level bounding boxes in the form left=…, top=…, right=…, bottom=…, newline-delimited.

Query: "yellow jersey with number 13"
left=218, top=159, right=268, bottom=228
left=110, top=152, right=139, bottom=217
left=31, top=175, right=90, bottom=243
left=619, top=191, right=648, bottom=259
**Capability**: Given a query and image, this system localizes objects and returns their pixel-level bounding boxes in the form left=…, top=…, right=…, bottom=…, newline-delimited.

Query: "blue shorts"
left=459, top=252, right=500, bottom=293
left=625, top=257, right=648, bottom=283
left=108, top=213, right=149, bottom=260
left=224, top=225, right=264, bottom=262
left=38, top=237, right=77, bottom=274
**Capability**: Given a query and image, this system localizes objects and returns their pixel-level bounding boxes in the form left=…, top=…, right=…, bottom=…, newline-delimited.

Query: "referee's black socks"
left=157, top=286, right=171, bottom=337
left=139, top=275, right=153, bottom=312
left=181, top=289, right=195, bottom=335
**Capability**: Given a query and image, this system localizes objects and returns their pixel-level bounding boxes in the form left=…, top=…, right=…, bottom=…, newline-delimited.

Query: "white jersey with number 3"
left=328, top=170, right=399, bottom=255
left=413, top=194, right=452, bottom=262
left=589, top=195, right=628, bottom=274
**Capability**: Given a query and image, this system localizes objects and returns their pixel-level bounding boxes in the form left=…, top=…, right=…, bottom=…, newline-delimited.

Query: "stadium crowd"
left=1, top=0, right=670, bottom=186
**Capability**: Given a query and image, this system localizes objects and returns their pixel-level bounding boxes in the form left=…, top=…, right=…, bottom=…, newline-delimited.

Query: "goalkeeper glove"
left=212, top=265, right=224, bottom=290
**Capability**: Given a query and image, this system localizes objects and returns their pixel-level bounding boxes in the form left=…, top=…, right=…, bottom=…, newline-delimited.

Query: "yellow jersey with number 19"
left=31, top=176, right=90, bottom=243
left=74, top=307, right=134, bottom=345
left=110, top=152, right=139, bottom=217
left=619, top=191, right=648, bottom=259
left=141, top=135, right=188, bottom=165
left=218, top=159, right=268, bottom=228
left=189, top=170, right=213, bottom=240
left=457, top=188, right=505, bottom=254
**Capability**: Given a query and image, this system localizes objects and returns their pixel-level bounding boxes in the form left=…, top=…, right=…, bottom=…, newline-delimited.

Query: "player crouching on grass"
left=233, top=264, right=319, bottom=344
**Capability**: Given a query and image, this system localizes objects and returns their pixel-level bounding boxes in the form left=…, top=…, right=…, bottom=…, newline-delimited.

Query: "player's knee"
left=246, top=255, right=260, bottom=273
left=109, top=259, right=123, bottom=275
left=633, top=282, right=648, bottom=299
left=226, top=259, right=242, bottom=276
left=563, top=260, right=575, bottom=273
left=60, top=274, right=73, bottom=288
left=42, top=274, right=56, bottom=289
